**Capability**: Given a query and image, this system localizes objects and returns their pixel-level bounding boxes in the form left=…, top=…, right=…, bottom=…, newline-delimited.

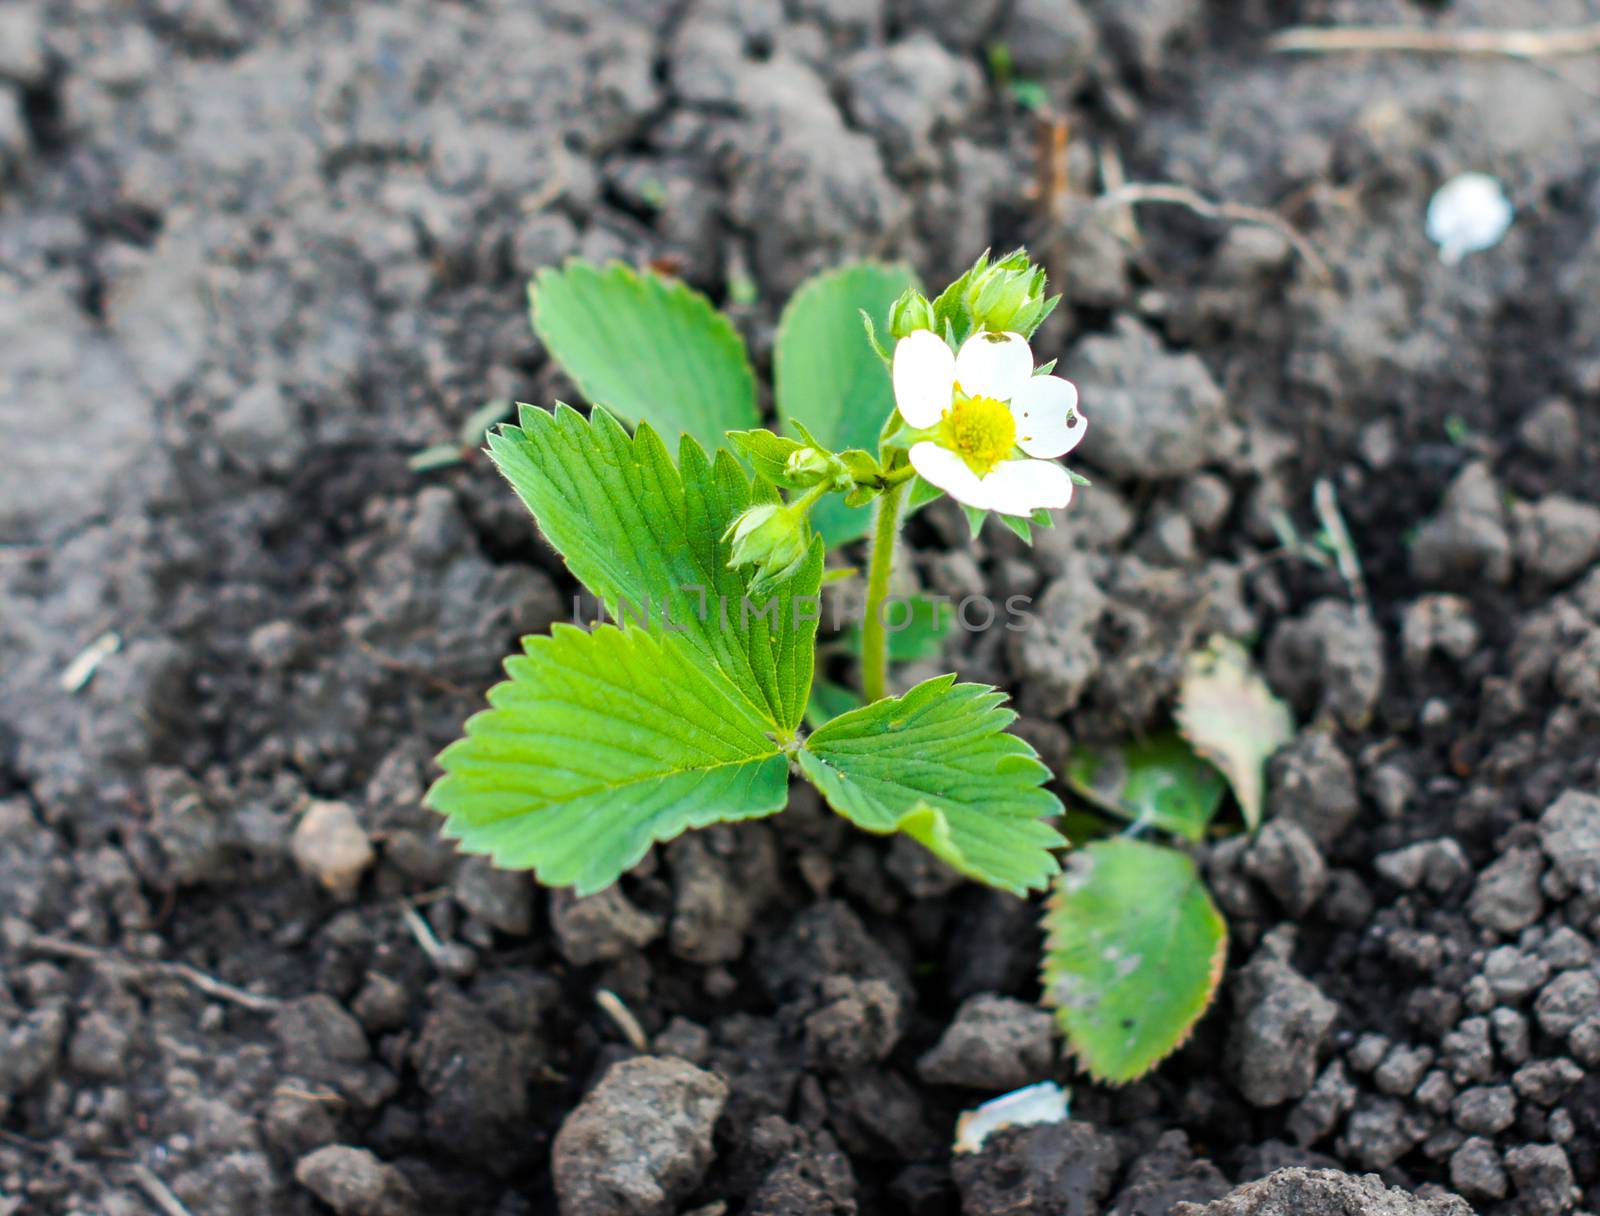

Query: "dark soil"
left=4, top=1, right=1600, bottom=1214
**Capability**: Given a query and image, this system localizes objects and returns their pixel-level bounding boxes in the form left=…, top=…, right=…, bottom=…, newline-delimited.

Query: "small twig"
left=1095, top=142, right=1141, bottom=245
left=1312, top=478, right=1370, bottom=616
left=271, top=1084, right=344, bottom=1105
left=401, top=904, right=444, bottom=962
left=595, top=988, right=649, bottom=1052
left=1034, top=112, right=1072, bottom=224
left=26, top=935, right=283, bottom=1013
left=59, top=630, right=121, bottom=693
left=1269, top=23, right=1600, bottom=59
left=352, top=636, right=472, bottom=698
left=130, top=1165, right=195, bottom=1216
left=519, top=167, right=570, bottom=217
left=1092, top=183, right=1333, bottom=283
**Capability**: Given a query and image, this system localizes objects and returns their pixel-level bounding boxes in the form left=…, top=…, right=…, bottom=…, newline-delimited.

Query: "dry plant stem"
left=596, top=988, right=649, bottom=1052
left=1032, top=111, right=1071, bottom=224
left=401, top=903, right=445, bottom=961
left=861, top=478, right=907, bottom=705
left=1269, top=23, right=1600, bottom=59
left=130, top=1165, right=195, bottom=1216
left=1096, top=142, right=1142, bottom=245
left=1092, top=183, right=1333, bottom=283
left=28, top=934, right=284, bottom=1011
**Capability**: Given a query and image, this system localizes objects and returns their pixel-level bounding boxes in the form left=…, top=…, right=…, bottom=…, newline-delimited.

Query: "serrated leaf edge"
left=425, top=620, right=790, bottom=895
left=800, top=674, right=1067, bottom=895
left=1039, top=843, right=1229, bottom=1085
left=485, top=402, right=823, bottom=737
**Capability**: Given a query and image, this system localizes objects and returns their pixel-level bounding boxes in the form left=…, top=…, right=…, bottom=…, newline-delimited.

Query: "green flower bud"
left=724, top=501, right=811, bottom=586
left=784, top=446, right=836, bottom=485
left=963, top=249, right=1055, bottom=337
left=888, top=288, right=936, bottom=339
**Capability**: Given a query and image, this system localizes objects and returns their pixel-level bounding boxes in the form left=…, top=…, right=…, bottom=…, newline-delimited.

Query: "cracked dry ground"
left=3, top=0, right=1600, bottom=1214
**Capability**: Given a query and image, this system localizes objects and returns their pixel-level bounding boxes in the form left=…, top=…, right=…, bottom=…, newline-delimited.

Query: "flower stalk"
left=860, top=476, right=908, bottom=704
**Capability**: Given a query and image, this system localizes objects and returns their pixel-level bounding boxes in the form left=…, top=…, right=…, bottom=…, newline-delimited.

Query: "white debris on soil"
left=953, top=1081, right=1070, bottom=1153
left=58, top=630, right=121, bottom=692
left=1426, top=173, right=1513, bottom=265
left=290, top=800, right=375, bottom=898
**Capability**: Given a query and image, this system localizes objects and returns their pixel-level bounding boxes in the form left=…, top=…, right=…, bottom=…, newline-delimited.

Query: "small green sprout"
left=985, top=41, right=1050, bottom=114
left=408, top=398, right=514, bottom=471
left=425, top=252, right=1295, bottom=1085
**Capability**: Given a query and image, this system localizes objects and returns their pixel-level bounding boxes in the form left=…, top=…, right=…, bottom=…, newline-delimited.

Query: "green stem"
left=861, top=478, right=908, bottom=704
left=790, top=481, right=830, bottom=513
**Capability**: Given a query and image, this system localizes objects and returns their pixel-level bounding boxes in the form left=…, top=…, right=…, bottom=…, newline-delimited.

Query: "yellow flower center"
left=941, top=394, right=1016, bottom=476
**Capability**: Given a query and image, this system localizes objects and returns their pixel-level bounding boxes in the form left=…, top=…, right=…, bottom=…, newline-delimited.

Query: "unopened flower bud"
left=784, top=446, right=835, bottom=485
left=724, top=501, right=811, bottom=587
left=889, top=288, right=936, bottom=339
left=964, top=250, right=1054, bottom=337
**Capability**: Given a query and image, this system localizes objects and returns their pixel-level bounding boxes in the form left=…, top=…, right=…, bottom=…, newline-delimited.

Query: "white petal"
left=892, top=331, right=956, bottom=428
left=1010, top=375, right=1086, bottom=458
left=954, top=331, right=1033, bottom=402
left=910, top=445, right=1073, bottom=516
left=977, top=458, right=1074, bottom=516
left=909, top=442, right=991, bottom=508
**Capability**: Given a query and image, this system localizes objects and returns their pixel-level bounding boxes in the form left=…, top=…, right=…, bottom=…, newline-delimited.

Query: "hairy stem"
left=791, top=480, right=830, bottom=513
left=861, top=478, right=907, bottom=704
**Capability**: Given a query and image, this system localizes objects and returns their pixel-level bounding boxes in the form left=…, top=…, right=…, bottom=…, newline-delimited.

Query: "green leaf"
left=487, top=405, right=822, bottom=735
left=1174, top=637, right=1294, bottom=831
left=775, top=262, right=919, bottom=543
left=1041, top=839, right=1228, bottom=1084
left=805, top=679, right=865, bottom=730
left=1064, top=732, right=1227, bottom=844
left=427, top=624, right=788, bottom=895
left=797, top=676, right=1065, bottom=894
left=530, top=261, right=758, bottom=455
left=835, top=593, right=955, bottom=663
left=727, top=429, right=812, bottom=489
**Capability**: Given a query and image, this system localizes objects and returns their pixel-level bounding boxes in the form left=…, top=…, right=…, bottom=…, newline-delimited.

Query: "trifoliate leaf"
left=797, top=676, right=1065, bottom=894
left=1174, top=637, right=1295, bottom=831
left=531, top=261, right=758, bottom=455
left=776, top=262, right=919, bottom=543
left=1041, top=839, right=1228, bottom=1084
left=427, top=624, right=788, bottom=895
left=487, top=405, right=822, bottom=735
left=1064, top=731, right=1227, bottom=844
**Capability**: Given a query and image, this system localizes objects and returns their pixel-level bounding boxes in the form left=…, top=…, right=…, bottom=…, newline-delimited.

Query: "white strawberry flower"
left=891, top=329, right=1085, bottom=516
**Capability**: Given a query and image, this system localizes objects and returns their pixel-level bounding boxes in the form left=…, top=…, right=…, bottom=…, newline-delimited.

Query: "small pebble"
left=290, top=801, right=375, bottom=898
